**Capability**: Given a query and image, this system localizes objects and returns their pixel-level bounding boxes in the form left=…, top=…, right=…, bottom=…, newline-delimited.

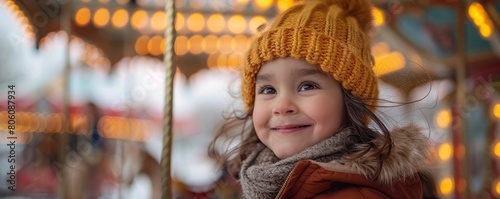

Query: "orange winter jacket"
left=276, top=160, right=422, bottom=199
left=274, top=126, right=429, bottom=199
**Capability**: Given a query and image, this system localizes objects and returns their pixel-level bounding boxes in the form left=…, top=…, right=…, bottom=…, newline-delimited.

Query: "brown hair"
left=208, top=87, right=393, bottom=180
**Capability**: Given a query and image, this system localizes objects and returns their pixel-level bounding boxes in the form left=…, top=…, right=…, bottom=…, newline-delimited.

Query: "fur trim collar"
left=315, top=125, right=430, bottom=184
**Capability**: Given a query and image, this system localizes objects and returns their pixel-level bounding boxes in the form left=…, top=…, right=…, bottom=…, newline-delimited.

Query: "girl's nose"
left=272, top=96, right=298, bottom=115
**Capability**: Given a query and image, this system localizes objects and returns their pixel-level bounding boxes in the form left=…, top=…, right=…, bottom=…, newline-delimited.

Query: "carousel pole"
left=161, top=0, right=176, bottom=198
left=59, top=0, right=72, bottom=198
left=454, top=0, right=469, bottom=198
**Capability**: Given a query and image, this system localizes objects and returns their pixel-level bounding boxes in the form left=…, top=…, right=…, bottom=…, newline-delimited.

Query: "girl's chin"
left=273, top=148, right=303, bottom=159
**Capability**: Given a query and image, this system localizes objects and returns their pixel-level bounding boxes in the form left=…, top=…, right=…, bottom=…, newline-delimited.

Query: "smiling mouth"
left=270, top=125, right=311, bottom=130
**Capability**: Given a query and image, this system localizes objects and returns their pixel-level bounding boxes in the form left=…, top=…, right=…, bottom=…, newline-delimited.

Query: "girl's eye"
left=298, top=82, right=320, bottom=91
left=258, top=86, right=276, bottom=94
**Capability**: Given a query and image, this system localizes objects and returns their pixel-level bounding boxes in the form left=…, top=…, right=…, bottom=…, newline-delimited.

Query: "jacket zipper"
left=275, top=171, right=293, bottom=199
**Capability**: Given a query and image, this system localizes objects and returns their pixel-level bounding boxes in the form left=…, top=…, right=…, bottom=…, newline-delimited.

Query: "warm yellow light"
left=188, top=35, right=204, bottom=54
left=234, top=35, right=249, bottom=53
left=218, top=35, right=236, bottom=53
left=479, top=24, right=492, bottom=38
left=187, top=13, right=205, bottom=32
left=277, top=0, right=294, bottom=13
left=207, top=14, right=225, bottom=33
left=371, top=42, right=390, bottom=57
left=8, top=4, right=18, bottom=13
left=3, top=1, right=14, bottom=9
left=135, top=35, right=149, bottom=55
left=472, top=12, right=485, bottom=26
left=54, top=113, right=64, bottom=133
left=36, top=113, right=47, bottom=132
left=438, top=143, right=452, bottom=161
left=207, top=53, right=219, bottom=69
left=255, top=0, right=273, bottom=11
left=112, top=9, right=129, bottom=28
left=148, top=35, right=163, bottom=56
left=160, top=38, right=165, bottom=54
left=93, top=8, right=110, bottom=27
left=228, top=15, right=246, bottom=34
left=176, top=13, right=185, bottom=31
left=372, top=7, right=385, bottom=26
left=436, top=109, right=451, bottom=128
left=151, top=11, right=167, bottom=31
left=75, top=7, right=91, bottom=27
left=468, top=2, right=495, bottom=38
left=202, top=35, right=218, bottom=54
left=131, top=10, right=148, bottom=30
left=24, top=25, right=33, bottom=33
left=175, top=36, right=189, bottom=56
left=439, top=177, right=453, bottom=195
left=494, top=103, right=500, bottom=119
left=495, top=180, right=500, bottom=195
left=228, top=53, right=242, bottom=69
left=373, top=51, right=405, bottom=76
left=249, top=16, right=267, bottom=33
left=494, top=142, right=500, bottom=157
left=217, top=53, right=228, bottom=68
left=237, top=0, right=250, bottom=3
left=468, top=5, right=479, bottom=19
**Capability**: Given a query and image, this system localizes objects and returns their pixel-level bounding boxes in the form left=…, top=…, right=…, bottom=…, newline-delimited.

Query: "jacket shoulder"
left=282, top=160, right=423, bottom=199
left=313, top=185, right=390, bottom=199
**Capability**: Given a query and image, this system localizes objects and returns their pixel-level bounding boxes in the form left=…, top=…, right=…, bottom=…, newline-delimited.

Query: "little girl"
left=209, top=0, right=431, bottom=198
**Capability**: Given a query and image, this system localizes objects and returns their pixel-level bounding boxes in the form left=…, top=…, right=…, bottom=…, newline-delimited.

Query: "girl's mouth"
left=270, top=125, right=311, bottom=130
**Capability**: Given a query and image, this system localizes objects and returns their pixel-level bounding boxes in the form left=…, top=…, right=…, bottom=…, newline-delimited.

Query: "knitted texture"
left=242, top=0, right=378, bottom=109
left=240, top=128, right=353, bottom=198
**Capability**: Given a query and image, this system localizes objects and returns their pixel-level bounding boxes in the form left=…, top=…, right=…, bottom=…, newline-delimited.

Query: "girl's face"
left=253, top=58, right=345, bottom=159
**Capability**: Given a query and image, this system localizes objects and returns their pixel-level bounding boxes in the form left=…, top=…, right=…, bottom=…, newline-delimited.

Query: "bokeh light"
left=151, top=11, right=167, bottom=31
left=175, top=36, right=189, bottom=55
left=372, top=7, right=385, bottom=26
left=148, top=35, right=163, bottom=56
left=494, top=103, right=500, bottom=119
left=176, top=13, right=185, bottom=31
left=438, top=142, right=452, bottom=161
left=277, top=0, right=294, bottom=13
left=112, top=9, right=129, bottom=28
left=188, top=35, right=204, bottom=54
left=249, top=16, right=267, bottom=33
left=439, top=177, right=453, bottom=195
left=135, top=35, right=149, bottom=55
left=131, top=10, right=148, bottom=30
left=187, top=13, right=205, bottom=32
left=93, top=8, right=110, bottom=27
left=207, top=14, right=225, bottom=33
left=436, top=109, right=451, bottom=128
left=75, top=7, right=91, bottom=27
left=255, top=0, right=273, bottom=11
left=228, top=15, right=246, bottom=34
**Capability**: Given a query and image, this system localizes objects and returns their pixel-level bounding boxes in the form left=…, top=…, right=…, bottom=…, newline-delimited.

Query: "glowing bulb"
left=75, top=7, right=91, bottom=27
left=93, top=8, right=110, bottom=27
left=438, top=143, right=452, bottom=161
left=439, top=177, right=453, bottom=195
left=436, top=109, right=451, bottom=128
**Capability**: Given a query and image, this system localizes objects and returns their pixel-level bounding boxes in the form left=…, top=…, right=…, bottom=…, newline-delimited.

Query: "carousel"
left=0, top=0, right=499, bottom=198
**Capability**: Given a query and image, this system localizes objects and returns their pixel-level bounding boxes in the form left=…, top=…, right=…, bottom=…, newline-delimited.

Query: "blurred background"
left=0, top=0, right=499, bottom=198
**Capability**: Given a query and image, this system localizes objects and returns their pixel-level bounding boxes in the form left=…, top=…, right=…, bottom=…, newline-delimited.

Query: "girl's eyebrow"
left=256, top=67, right=328, bottom=82
left=294, top=68, right=329, bottom=77
left=256, top=74, right=273, bottom=82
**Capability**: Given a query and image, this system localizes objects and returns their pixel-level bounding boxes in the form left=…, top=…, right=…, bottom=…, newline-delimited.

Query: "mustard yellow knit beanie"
left=242, top=0, right=378, bottom=110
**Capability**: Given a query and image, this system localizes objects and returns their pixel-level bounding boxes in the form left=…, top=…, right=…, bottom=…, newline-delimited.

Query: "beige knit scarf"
left=240, top=129, right=353, bottom=199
